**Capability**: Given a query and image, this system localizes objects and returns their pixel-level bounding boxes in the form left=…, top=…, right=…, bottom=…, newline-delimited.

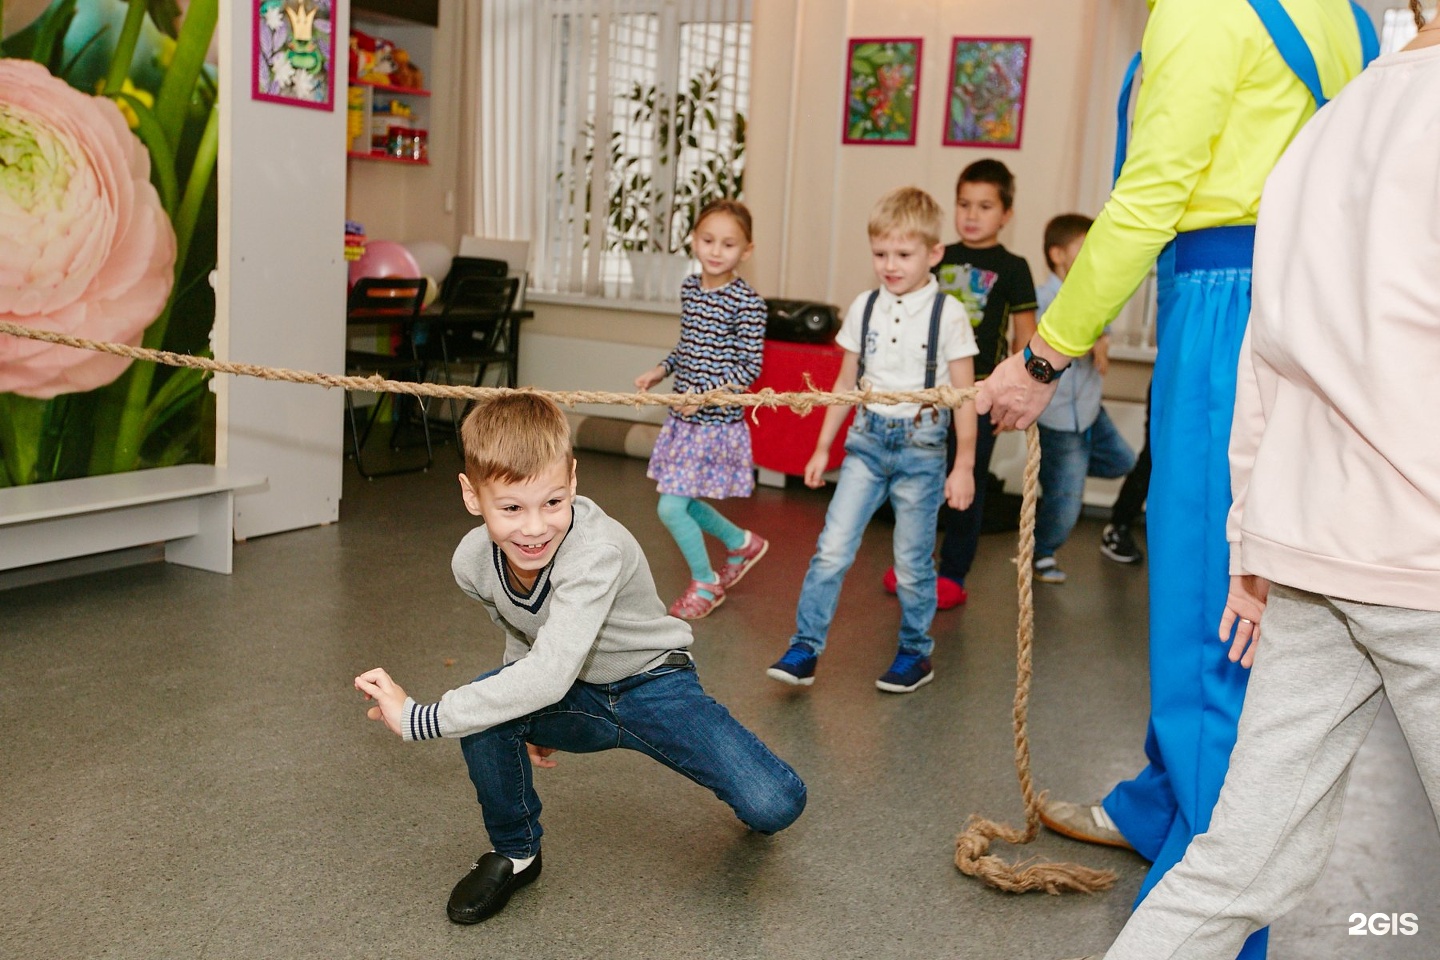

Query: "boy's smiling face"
left=954, top=181, right=1013, bottom=248
left=870, top=230, right=944, bottom=297
left=460, top=458, right=577, bottom=588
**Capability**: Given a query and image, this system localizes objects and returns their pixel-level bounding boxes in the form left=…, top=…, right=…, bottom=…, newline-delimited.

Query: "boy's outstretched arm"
left=944, top=356, right=976, bottom=510
left=804, top=351, right=860, bottom=488
left=355, top=668, right=409, bottom=738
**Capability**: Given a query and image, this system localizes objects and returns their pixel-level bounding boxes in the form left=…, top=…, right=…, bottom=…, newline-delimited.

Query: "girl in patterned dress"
left=634, top=200, right=769, bottom=620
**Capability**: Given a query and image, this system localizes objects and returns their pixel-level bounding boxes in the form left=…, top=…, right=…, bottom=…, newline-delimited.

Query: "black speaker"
left=763, top=298, right=840, bottom=343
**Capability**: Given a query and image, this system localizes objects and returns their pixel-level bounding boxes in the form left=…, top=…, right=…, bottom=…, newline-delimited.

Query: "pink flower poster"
left=253, top=0, right=335, bottom=110
left=842, top=38, right=922, bottom=145
left=1, top=0, right=219, bottom=485
left=944, top=37, right=1031, bottom=149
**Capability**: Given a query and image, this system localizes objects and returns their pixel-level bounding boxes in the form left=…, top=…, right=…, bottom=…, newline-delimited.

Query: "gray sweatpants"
left=1104, top=584, right=1440, bottom=960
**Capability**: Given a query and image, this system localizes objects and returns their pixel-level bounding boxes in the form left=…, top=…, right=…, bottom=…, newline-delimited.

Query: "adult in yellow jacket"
left=974, top=3, right=1375, bottom=958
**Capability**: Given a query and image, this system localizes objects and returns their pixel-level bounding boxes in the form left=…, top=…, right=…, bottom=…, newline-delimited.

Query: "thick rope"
left=0, top=318, right=1114, bottom=893
left=953, top=416, right=1118, bottom=894
left=0, top=320, right=972, bottom=417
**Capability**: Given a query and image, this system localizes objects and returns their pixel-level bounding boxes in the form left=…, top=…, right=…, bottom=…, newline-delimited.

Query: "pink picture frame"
left=842, top=37, right=923, bottom=146
left=943, top=37, right=1031, bottom=150
left=252, top=0, right=336, bottom=111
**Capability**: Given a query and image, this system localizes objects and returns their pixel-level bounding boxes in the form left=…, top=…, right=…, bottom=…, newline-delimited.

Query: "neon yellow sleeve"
left=1037, top=1, right=1250, bottom=357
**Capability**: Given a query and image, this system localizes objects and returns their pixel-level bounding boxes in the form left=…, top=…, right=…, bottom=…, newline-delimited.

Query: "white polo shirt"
left=834, top=277, right=978, bottom=420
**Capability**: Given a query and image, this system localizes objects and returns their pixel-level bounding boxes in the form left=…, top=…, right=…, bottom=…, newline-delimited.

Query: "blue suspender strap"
left=858, top=289, right=879, bottom=382
left=1115, top=3, right=1376, bottom=180
left=1247, top=0, right=1328, bottom=107
left=1113, top=51, right=1142, bottom=185
left=1351, top=1, right=1379, bottom=66
left=924, top=293, right=944, bottom=390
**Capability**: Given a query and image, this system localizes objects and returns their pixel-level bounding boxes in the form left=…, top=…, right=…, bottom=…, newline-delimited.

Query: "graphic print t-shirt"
left=933, top=242, right=1037, bottom=378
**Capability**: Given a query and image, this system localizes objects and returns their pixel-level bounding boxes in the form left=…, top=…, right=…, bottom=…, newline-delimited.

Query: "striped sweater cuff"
left=403, top=697, right=444, bottom=742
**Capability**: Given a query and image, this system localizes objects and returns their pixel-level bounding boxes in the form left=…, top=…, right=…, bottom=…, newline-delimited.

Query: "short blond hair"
left=460, top=393, right=573, bottom=485
left=868, top=187, right=943, bottom=248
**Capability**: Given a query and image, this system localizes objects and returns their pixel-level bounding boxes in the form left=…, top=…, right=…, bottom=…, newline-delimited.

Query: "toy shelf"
left=350, top=78, right=430, bottom=97
left=347, top=151, right=430, bottom=166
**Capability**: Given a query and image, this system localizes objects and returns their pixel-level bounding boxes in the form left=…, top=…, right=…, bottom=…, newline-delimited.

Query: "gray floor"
left=3, top=450, right=1437, bottom=960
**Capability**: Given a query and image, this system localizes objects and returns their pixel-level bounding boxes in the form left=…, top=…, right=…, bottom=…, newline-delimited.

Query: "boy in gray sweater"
left=355, top=393, right=806, bottom=925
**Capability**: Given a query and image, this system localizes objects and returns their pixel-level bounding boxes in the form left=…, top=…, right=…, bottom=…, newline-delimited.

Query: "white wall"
left=745, top=0, right=1146, bottom=304
left=218, top=0, right=349, bottom=538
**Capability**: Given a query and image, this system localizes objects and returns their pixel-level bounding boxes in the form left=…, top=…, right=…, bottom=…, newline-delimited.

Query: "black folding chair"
left=440, top=256, right=508, bottom=303
left=419, top=275, right=522, bottom=450
left=344, top=277, right=432, bottom=478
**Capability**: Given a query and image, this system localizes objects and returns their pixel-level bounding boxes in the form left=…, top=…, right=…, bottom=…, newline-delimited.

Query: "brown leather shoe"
left=1039, top=800, right=1136, bottom=851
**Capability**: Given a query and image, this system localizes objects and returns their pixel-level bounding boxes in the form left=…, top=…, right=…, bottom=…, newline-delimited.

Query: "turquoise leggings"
left=656, top=494, right=746, bottom=583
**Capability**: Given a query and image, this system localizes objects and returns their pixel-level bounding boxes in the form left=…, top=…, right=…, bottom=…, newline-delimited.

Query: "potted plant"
left=578, top=63, right=745, bottom=300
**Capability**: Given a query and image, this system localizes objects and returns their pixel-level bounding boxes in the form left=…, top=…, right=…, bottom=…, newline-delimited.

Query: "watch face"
left=1025, top=357, right=1054, bottom=383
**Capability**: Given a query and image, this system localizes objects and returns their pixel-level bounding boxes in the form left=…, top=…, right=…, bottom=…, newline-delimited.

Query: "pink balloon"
left=348, top=240, right=422, bottom=286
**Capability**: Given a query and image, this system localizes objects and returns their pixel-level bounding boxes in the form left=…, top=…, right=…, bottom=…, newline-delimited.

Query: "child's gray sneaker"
left=1034, top=556, right=1067, bottom=584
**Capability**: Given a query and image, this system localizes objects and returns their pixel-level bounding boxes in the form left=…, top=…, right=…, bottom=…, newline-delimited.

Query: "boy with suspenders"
left=766, top=187, right=977, bottom=694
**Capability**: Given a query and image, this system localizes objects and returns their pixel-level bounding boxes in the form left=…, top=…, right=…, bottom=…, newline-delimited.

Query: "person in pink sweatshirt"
left=1063, top=7, right=1440, bottom=959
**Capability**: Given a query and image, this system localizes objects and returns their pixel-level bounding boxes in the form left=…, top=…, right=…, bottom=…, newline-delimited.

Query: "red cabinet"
left=748, top=340, right=854, bottom=477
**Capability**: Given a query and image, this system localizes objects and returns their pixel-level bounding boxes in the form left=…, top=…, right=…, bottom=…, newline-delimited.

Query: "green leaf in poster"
left=115, top=91, right=178, bottom=214
left=153, top=0, right=214, bottom=151
left=146, top=0, right=183, bottom=38
left=141, top=366, right=209, bottom=438
left=59, top=25, right=112, bottom=81
left=28, top=0, right=77, bottom=70
left=103, top=0, right=147, bottom=96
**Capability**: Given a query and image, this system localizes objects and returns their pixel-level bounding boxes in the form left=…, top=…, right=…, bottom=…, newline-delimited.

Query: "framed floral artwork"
left=842, top=38, right=923, bottom=145
left=253, top=0, right=335, bottom=110
left=943, top=37, right=1031, bottom=149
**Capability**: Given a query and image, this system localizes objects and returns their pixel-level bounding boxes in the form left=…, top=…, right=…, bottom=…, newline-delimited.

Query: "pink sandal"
left=669, top=579, right=726, bottom=620
left=717, top=532, right=769, bottom=589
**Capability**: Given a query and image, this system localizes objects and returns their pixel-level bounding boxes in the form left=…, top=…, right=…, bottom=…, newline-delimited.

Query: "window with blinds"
left=1380, top=5, right=1427, bottom=52
left=475, top=0, right=751, bottom=301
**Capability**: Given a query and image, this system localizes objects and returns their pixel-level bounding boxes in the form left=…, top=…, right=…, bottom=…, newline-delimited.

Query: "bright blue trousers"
left=1102, top=226, right=1267, bottom=960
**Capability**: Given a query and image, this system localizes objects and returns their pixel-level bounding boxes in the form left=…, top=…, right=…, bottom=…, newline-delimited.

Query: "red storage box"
left=747, top=340, right=854, bottom=476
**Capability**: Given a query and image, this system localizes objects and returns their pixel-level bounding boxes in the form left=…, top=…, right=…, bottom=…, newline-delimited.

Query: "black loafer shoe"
left=446, top=850, right=542, bottom=924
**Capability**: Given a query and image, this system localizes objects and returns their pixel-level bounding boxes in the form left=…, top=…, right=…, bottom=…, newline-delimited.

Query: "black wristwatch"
left=1023, top=344, right=1066, bottom=384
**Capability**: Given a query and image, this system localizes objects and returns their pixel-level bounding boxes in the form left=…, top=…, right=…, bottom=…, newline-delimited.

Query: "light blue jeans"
left=1036, top=408, right=1137, bottom=558
left=791, top=407, right=949, bottom=658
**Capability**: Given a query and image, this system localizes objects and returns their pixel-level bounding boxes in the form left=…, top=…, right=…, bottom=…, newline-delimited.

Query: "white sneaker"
left=1034, top=556, right=1067, bottom=584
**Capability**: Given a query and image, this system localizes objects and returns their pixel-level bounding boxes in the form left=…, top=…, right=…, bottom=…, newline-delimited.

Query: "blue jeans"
left=792, top=407, right=949, bottom=658
left=1035, top=408, right=1136, bottom=558
left=459, top=661, right=807, bottom=858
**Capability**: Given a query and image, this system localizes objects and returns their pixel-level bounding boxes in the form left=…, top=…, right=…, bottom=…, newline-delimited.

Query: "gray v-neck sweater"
left=401, top=496, right=693, bottom=741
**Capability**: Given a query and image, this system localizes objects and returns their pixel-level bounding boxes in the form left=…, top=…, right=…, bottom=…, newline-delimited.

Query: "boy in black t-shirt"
left=882, top=159, right=1037, bottom=609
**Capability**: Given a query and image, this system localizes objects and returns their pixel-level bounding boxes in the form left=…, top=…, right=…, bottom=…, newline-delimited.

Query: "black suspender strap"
left=924, top=292, right=944, bottom=389
left=857, top=289, right=880, bottom=382
left=860, top=289, right=945, bottom=391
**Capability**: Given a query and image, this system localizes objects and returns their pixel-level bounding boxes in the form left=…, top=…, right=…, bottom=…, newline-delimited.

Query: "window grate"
left=477, top=0, right=751, bottom=301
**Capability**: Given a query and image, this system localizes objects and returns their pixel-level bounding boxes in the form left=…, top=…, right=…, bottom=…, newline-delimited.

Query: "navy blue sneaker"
left=875, top=652, right=933, bottom=693
left=766, top=644, right=818, bottom=686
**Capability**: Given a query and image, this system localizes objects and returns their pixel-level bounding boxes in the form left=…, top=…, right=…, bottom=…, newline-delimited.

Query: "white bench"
left=0, top=464, right=265, bottom=584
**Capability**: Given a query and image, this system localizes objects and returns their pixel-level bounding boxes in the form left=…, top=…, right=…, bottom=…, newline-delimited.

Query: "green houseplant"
left=579, top=62, right=745, bottom=299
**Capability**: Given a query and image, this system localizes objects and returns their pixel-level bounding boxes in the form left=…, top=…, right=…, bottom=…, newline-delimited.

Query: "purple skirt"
left=647, top=417, right=755, bottom=499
